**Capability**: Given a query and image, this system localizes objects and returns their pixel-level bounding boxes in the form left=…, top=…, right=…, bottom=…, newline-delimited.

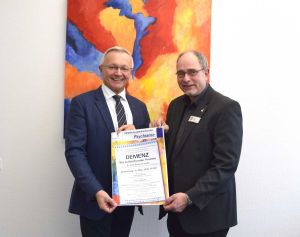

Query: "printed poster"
left=111, top=127, right=169, bottom=205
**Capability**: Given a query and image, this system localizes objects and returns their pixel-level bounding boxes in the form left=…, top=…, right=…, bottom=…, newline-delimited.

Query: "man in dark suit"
left=65, top=46, right=150, bottom=237
left=152, top=50, right=243, bottom=237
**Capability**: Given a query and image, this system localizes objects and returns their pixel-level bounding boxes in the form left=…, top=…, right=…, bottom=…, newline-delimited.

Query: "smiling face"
left=99, top=51, right=133, bottom=94
left=176, top=52, right=209, bottom=101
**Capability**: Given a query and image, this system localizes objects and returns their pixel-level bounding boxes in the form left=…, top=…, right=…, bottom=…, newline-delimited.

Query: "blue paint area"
left=66, top=2, right=155, bottom=77
left=64, top=2, right=155, bottom=136
left=105, top=0, right=155, bottom=76
left=66, top=21, right=103, bottom=77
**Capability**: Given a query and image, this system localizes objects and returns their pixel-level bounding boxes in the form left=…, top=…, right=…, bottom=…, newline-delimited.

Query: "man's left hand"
left=163, top=192, right=189, bottom=213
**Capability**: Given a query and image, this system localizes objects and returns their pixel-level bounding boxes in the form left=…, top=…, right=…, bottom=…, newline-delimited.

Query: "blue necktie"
left=113, top=95, right=127, bottom=127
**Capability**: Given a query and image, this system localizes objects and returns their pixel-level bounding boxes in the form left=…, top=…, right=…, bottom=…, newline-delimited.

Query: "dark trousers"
left=80, top=206, right=135, bottom=237
left=167, top=213, right=229, bottom=237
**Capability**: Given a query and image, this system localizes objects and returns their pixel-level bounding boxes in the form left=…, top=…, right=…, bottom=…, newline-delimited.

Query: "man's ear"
left=205, top=68, right=210, bottom=76
left=205, top=69, right=210, bottom=83
left=99, top=65, right=102, bottom=73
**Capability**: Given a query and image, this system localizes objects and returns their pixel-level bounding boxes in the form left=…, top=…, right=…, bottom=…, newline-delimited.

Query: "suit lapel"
left=94, top=87, right=115, bottom=133
left=172, top=86, right=213, bottom=159
left=167, top=98, right=186, bottom=159
left=173, top=102, right=208, bottom=158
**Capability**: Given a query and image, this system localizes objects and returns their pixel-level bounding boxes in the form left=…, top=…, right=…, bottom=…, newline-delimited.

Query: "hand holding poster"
left=111, top=127, right=169, bottom=205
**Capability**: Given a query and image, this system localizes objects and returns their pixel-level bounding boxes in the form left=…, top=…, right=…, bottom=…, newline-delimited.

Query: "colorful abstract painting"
left=64, top=0, right=211, bottom=123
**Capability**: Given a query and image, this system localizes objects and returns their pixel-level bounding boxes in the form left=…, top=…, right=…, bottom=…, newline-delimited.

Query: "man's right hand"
left=150, top=118, right=169, bottom=132
left=95, top=190, right=117, bottom=213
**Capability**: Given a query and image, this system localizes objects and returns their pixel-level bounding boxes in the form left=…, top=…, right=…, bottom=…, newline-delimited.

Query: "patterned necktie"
left=113, top=95, right=127, bottom=127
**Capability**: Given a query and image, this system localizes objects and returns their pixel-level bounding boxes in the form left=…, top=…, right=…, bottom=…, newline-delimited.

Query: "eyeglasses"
left=176, top=68, right=205, bottom=79
left=102, top=64, right=132, bottom=73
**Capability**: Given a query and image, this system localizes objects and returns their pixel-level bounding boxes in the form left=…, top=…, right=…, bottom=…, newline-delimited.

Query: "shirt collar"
left=102, top=84, right=127, bottom=101
left=183, top=84, right=209, bottom=107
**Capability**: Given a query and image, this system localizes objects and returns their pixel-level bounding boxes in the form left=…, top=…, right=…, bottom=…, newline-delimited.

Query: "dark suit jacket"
left=162, top=85, right=243, bottom=234
left=65, top=86, right=150, bottom=220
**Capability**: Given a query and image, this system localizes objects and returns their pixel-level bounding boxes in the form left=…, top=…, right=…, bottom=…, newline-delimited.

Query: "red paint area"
left=67, top=0, right=116, bottom=52
left=137, top=1, right=178, bottom=78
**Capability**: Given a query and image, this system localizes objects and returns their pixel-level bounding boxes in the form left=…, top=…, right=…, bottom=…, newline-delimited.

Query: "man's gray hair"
left=99, top=46, right=134, bottom=67
left=176, top=50, right=209, bottom=70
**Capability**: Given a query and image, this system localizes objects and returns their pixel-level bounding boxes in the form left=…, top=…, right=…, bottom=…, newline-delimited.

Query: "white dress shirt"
left=102, top=84, right=133, bottom=131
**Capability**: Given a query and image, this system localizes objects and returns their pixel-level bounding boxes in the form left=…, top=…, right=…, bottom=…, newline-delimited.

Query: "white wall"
left=0, top=0, right=299, bottom=236
left=210, top=1, right=300, bottom=236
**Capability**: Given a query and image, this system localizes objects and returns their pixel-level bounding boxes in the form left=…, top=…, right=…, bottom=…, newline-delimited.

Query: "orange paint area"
left=64, top=62, right=101, bottom=98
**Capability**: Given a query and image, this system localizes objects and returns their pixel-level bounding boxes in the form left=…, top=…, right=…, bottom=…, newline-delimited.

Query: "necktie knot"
left=113, top=95, right=121, bottom=103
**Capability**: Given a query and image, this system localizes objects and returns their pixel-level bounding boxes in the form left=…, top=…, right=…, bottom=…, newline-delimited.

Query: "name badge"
left=188, top=116, right=201, bottom=123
